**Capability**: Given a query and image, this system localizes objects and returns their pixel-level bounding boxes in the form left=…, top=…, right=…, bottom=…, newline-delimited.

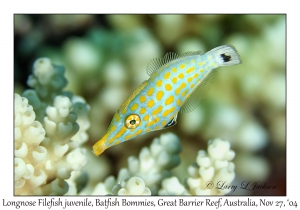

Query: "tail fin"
left=210, top=45, right=242, bottom=66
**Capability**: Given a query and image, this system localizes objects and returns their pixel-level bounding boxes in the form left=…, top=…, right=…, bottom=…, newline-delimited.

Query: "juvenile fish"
left=93, top=45, right=241, bottom=156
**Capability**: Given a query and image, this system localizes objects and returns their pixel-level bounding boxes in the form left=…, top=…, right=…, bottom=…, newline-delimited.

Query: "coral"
left=14, top=58, right=90, bottom=195
left=122, top=132, right=182, bottom=195
left=186, top=138, right=235, bottom=195
left=159, top=177, right=189, bottom=195
left=90, top=133, right=182, bottom=196
left=89, top=135, right=235, bottom=196
left=112, top=177, right=151, bottom=195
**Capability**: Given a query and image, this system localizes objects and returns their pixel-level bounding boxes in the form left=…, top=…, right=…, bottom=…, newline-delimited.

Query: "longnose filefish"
left=93, top=45, right=241, bottom=156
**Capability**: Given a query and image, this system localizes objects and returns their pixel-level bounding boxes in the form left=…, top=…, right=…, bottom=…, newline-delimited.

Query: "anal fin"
left=180, top=70, right=218, bottom=113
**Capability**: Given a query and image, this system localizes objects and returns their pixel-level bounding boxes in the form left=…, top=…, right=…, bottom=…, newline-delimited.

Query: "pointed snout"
left=92, top=133, right=109, bottom=156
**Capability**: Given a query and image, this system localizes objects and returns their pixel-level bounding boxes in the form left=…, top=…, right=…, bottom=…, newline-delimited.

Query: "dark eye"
left=125, top=114, right=140, bottom=129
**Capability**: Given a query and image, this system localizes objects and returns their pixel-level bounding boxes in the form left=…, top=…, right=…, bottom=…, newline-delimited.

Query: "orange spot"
left=156, top=80, right=162, bottom=87
left=194, top=73, right=199, bottom=78
left=164, top=72, right=170, bottom=80
left=172, top=77, right=177, bottom=84
left=144, top=115, right=150, bottom=121
left=147, top=87, right=154, bottom=96
left=177, top=99, right=181, bottom=106
left=162, top=120, right=167, bottom=126
left=190, top=84, right=195, bottom=88
left=178, top=73, right=184, bottom=79
left=172, top=68, right=177, bottom=72
left=140, top=95, right=146, bottom=103
left=162, top=107, right=175, bottom=117
left=186, top=67, right=195, bottom=74
left=152, top=105, right=163, bottom=115
left=165, top=84, right=172, bottom=91
left=130, top=103, right=139, bottom=111
left=156, top=91, right=164, bottom=101
left=175, top=83, right=186, bottom=95
left=187, top=77, right=193, bottom=83
left=180, top=64, right=186, bottom=69
left=147, top=99, right=154, bottom=108
left=140, top=108, right=146, bottom=114
left=165, top=95, right=174, bottom=105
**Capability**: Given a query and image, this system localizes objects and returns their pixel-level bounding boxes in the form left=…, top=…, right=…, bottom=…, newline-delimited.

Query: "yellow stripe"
left=147, top=99, right=154, bottom=108
left=187, top=77, right=193, bottom=83
left=144, top=114, right=150, bottom=121
left=156, top=80, right=162, bottom=87
left=172, top=77, right=177, bottom=84
left=140, top=108, right=146, bottom=114
left=145, top=127, right=152, bottom=132
left=156, top=91, right=164, bottom=101
left=165, top=95, right=174, bottom=105
left=164, top=72, right=170, bottom=80
left=186, top=67, right=195, bottom=74
left=181, top=89, right=188, bottom=97
left=165, top=84, right=172, bottom=91
left=130, top=103, right=139, bottom=111
left=162, top=107, right=175, bottom=117
left=125, top=129, right=142, bottom=140
left=175, top=83, right=186, bottom=95
left=109, top=126, right=126, bottom=144
left=147, top=87, right=154, bottom=96
left=140, top=95, right=146, bottom=103
left=152, top=105, right=163, bottom=115
left=115, top=114, right=120, bottom=122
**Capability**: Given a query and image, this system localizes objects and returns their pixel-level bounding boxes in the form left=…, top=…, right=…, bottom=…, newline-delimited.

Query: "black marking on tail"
left=221, top=53, right=231, bottom=62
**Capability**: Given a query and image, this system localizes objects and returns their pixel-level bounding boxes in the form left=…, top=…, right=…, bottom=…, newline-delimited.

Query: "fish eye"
left=125, top=114, right=141, bottom=129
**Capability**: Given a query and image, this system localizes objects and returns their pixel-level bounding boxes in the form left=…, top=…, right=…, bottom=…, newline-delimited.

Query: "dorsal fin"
left=181, top=51, right=203, bottom=57
left=180, top=70, right=218, bottom=113
left=146, top=52, right=179, bottom=76
left=146, top=51, right=203, bottom=76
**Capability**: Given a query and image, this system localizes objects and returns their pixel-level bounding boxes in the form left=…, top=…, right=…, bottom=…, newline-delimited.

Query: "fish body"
left=93, top=45, right=241, bottom=156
